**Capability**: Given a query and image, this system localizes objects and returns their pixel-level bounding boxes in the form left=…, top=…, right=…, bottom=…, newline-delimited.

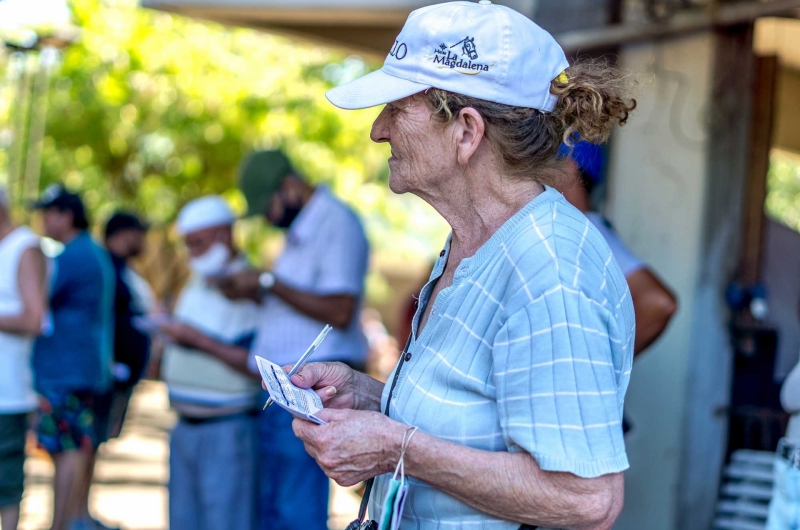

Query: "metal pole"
left=6, top=52, right=32, bottom=211
left=22, top=47, right=57, bottom=206
left=0, top=50, right=12, bottom=187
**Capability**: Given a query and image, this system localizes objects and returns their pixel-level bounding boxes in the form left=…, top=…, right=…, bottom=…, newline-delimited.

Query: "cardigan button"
left=404, top=352, right=412, bottom=362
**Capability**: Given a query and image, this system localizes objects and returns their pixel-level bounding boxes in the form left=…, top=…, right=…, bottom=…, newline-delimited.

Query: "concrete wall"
left=605, top=32, right=716, bottom=530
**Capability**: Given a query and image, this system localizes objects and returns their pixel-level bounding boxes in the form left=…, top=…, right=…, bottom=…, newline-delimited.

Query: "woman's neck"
left=423, top=171, right=545, bottom=260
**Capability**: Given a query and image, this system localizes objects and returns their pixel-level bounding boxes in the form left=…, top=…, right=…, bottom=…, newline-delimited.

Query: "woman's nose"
left=370, top=107, right=391, bottom=144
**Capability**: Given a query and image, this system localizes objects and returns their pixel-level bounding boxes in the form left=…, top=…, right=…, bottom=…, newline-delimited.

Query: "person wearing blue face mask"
left=206, top=150, right=370, bottom=530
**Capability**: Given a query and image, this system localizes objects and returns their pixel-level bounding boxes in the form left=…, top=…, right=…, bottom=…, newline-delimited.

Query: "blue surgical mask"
left=379, top=426, right=417, bottom=530
left=378, top=476, right=408, bottom=530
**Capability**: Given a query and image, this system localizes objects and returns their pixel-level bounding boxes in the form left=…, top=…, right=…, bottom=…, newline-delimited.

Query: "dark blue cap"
left=558, top=140, right=607, bottom=185
left=32, top=184, right=89, bottom=229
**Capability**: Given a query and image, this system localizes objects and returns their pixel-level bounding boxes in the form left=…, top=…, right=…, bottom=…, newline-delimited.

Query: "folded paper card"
left=255, top=356, right=326, bottom=425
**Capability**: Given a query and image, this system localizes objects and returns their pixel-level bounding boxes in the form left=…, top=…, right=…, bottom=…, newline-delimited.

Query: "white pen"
left=263, top=324, right=333, bottom=410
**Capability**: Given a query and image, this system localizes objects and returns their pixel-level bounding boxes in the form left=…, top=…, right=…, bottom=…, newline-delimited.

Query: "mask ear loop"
left=392, top=426, right=419, bottom=482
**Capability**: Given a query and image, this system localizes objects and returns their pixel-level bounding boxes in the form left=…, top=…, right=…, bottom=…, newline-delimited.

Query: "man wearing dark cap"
left=31, top=185, right=116, bottom=530
left=210, top=150, right=370, bottom=529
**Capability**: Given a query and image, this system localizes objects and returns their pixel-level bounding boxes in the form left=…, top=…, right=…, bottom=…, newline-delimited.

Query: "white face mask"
left=188, top=242, right=230, bottom=278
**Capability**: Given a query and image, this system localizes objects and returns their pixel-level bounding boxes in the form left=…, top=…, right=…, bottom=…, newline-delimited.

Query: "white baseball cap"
left=176, top=195, right=236, bottom=236
left=326, top=0, right=569, bottom=112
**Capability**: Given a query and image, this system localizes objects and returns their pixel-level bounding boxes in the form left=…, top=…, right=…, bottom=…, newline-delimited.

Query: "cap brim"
left=326, top=69, right=430, bottom=110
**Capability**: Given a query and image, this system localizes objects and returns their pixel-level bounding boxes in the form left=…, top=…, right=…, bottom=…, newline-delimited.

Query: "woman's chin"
left=388, top=173, right=409, bottom=195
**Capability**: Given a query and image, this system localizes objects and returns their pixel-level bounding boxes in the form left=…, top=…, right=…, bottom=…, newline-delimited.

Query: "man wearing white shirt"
left=156, top=196, right=263, bottom=530
left=214, top=150, right=370, bottom=530
left=0, top=187, right=46, bottom=530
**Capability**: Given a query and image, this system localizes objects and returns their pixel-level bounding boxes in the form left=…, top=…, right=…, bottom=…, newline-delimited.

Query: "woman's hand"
left=285, top=362, right=359, bottom=409
left=292, top=409, right=405, bottom=487
left=281, top=362, right=385, bottom=412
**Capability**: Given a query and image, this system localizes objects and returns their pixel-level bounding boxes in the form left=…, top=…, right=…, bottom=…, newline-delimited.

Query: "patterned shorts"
left=35, top=390, right=97, bottom=454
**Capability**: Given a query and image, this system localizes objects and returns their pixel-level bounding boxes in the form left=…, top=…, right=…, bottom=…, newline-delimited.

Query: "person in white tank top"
left=0, top=187, right=47, bottom=530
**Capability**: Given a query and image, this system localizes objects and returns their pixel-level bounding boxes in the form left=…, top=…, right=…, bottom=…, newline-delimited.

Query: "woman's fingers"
left=279, top=362, right=357, bottom=409
left=313, top=386, right=338, bottom=402
left=289, top=362, right=351, bottom=391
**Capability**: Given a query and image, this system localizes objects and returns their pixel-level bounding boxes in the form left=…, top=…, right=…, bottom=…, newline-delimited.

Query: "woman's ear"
left=453, top=107, right=486, bottom=167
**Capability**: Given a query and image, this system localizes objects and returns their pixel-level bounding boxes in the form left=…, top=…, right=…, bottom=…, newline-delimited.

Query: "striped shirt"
left=370, top=187, right=635, bottom=529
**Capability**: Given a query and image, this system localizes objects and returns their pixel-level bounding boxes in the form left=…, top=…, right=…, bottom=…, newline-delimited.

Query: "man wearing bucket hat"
left=286, top=1, right=638, bottom=529
left=215, top=150, right=370, bottom=529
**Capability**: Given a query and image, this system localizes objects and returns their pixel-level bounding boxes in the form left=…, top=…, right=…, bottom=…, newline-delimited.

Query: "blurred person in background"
left=71, top=212, right=150, bottom=530
left=211, top=150, right=369, bottom=530
left=66, top=212, right=154, bottom=530
left=361, top=308, right=399, bottom=382
left=555, top=140, right=678, bottom=356
left=0, top=186, right=47, bottom=530
left=155, top=196, right=262, bottom=530
left=766, top=301, right=800, bottom=529
left=31, top=185, right=115, bottom=530
left=100, top=211, right=152, bottom=425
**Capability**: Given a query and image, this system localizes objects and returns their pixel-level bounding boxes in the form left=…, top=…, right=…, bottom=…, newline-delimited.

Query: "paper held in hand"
left=256, top=324, right=332, bottom=424
left=255, top=356, right=327, bottom=425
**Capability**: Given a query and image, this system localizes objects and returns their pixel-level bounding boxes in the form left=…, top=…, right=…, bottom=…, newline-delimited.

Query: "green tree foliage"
left=0, top=0, right=447, bottom=267
left=766, top=149, right=800, bottom=233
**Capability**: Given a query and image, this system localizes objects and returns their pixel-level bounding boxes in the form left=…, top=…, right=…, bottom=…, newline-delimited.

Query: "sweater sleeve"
left=491, top=282, right=630, bottom=478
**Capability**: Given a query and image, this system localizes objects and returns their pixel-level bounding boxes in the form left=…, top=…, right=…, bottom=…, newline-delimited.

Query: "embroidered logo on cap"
left=429, top=36, right=493, bottom=74
left=452, top=36, right=478, bottom=60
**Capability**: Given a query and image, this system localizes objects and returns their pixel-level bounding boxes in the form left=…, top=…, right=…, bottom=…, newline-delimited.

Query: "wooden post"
left=739, top=54, right=778, bottom=285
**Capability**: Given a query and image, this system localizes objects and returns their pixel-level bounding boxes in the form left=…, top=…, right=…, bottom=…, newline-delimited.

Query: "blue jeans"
left=258, top=402, right=329, bottom=530
left=169, top=413, right=258, bottom=530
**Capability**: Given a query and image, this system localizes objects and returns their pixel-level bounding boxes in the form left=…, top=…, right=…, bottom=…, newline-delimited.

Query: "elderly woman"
left=288, top=1, right=637, bottom=529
